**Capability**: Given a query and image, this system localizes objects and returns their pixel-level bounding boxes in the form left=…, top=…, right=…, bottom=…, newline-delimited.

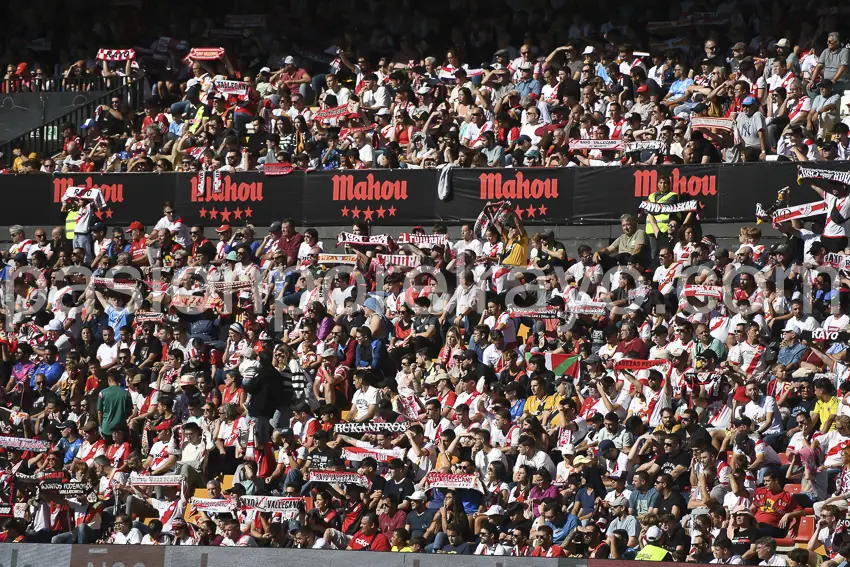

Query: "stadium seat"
left=517, top=324, right=530, bottom=344
left=222, top=475, right=234, bottom=490
left=779, top=452, right=788, bottom=465
left=796, top=516, right=816, bottom=543
left=784, top=483, right=802, bottom=494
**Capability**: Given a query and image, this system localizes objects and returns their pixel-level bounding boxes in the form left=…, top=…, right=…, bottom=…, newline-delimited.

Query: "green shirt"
left=97, top=385, right=132, bottom=436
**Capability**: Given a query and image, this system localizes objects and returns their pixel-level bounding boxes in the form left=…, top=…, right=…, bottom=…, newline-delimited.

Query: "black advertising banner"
left=174, top=171, right=302, bottom=227
left=302, top=169, right=439, bottom=225
left=448, top=168, right=573, bottom=223
left=717, top=162, right=850, bottom=221
left=7, top=162, right=850, bottom=229
left=573, top=165, right=721, bottom=222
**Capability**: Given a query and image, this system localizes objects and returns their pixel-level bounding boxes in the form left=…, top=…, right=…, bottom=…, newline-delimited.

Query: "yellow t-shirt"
left=524, top=394, right=555, bottom=418
left=392, top=546, right=413, bottom=552
left=501, top=231, right=529, bottom=267
left=814, top=396, right=839, bottom=430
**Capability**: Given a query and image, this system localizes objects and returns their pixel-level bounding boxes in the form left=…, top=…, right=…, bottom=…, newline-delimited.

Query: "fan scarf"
left=798, top=166, right=850, bottom=186
left=614, top=359, right=673, bottom=373
left=624, top=140, right=665, bottom=153
left=397, top=233, right=449, bottom=246
left=61, top=186, right=106, bottom=208
left=341, top=446, right=405, bottom=463
left=213, top=79, right=248, bottom=97
left=134, top=312, right=166, bottom=324
left=188, top=48, right=225, bottom=60
left=262, top=163, right=294, bottom=176
left=207, top=280, right=254, bottom=293
left=569, top=139, right=624, bottom=151
left=308, top=470, right=372, bottom=488
left=756, top=200, right=827, bottom=224
left=823, top=253, right=850, bottom=271
left=336, top=233, right=396, bottom=250
left=639, top=200, right=701, bottom=214
left=565, top=301, right=607, bottom=315
left=96, top=49, right=136, bottom=61
left=318, top=254, right=358, bottom=265
left=314, top=105, right=350, bottom=120
left=171, top=294, right=223, bottom=310
left=424, top=472, right=485, bottom=493
left=507, top=305, right=561, bottom=319
left=376, top=254, right=421, bottom=268
left=0, top=436, right=51, bottom=452
left=333, top=422, right=409, bottom=433
left=683, top=285, right=724, bottom=299
left=474, top=201, right=513, bottom=238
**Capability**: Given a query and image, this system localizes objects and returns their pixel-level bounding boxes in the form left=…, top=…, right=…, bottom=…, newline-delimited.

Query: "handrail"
left=0, top=76, right=145, bottom=168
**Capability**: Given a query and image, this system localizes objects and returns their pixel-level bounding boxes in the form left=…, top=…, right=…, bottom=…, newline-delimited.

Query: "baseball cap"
left=612, top=496, right=629, bottom=508
left=283, top=56, right=296, bottom=65
left=733, top=416, right=752, bottom=428
left=128, top=221, right=144, bottom=231
left=733, top=42, right=747, bottom=51
left=598, top=440, right=615, bottom=452
left=82, top=421, right=99, bottom=433
left=742, top=96, right=758, bottom=106
left=573, top=455, right=592, bottom=465
left=484, top=505, right=505, bottom=516
left=131, top=374, right=145, bottom=385
left=46, top=319, right=63, bottom=332
left=560, top=444, right=576, bottom=455
left=321, top=348, right=338, bottom=359
left=668, top=346, right=686, bottom=358
left=269, top=221, right=282, bottom=233
left=636, top=85, right=648, bottom=93
left=229, top=322, right=244, bottom=335
left=259, top=66, right=271, bottom=74
left=736, top=244, right=753, bottom=255
left=583, top=46, right=595, bottom=55
left=417, top=85, right=431, bottom=95
left=425, top=372, right=449, bottom=385
left=153, top=419, right=174, bottom=432
left=646, top=526, right=662, bottom=541
left=376, top=108, right=391, bottom=116
left=407, top=490, right=428, bottom=501
left=776, top=38, right=791, bottom=48
left=518, top=61, right=534, bottom=70
left=215, top=224, right=232, bottom=233
left=60, top=420, right=78, bottom=431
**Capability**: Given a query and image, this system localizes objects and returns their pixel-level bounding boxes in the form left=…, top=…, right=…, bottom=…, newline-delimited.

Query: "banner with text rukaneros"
left=175, top=171, right=303, bottom=226
left=448, top=168, right=573, bottom=223
left=717, top=162, right=850, bottom=221
left=302, top=170, right=437, bottom=225
left=572, top=165, right=720, bottom=222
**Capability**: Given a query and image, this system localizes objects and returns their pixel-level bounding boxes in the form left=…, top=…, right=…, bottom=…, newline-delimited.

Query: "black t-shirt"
left=306, top=447, right=338, bottom=470
left=657, top=491, right=687, bottom=517
left=676, top=424, right=712, bottom=451
left=383, top=477, right=415, bottom=503
left=660, top=526, right=689, bottom=554
left=247, top=132, right=274, bottom=155
left=654, top=452, right=691, bottom=491
left=133, top=336, right=162, bottom=365
left=412, top=315, right=439, bottom=344
left=730, top=526, right=759, bottom=560
left=405, top=509, right=435, bottom=539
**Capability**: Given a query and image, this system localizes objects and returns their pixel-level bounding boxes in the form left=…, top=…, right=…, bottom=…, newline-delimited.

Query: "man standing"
left=97, top=371, right=132, bottom=438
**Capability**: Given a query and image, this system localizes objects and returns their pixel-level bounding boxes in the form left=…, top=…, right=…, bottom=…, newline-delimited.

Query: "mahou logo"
left=190, top=175, right=263, bottom=202
left=52, top=177, right=124, bottom=203
left=633, top=168, right=717, bottom=198
left=478, top=171, right=558, bottom=218
left=331, top=173, right=408, bottom=220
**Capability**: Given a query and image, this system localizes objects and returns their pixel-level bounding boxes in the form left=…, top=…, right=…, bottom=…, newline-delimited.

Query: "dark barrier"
left=4, top=162, right=845, bottom=228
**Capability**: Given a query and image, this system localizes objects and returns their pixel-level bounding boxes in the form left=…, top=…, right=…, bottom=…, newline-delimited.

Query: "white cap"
left=46, top=319, right=63, bottom=332
left=484, top=505, right=505, bottom=516
left=736, top=244, right=753, bottom=255
left=376, top=108, right=391, bottom=116
left=417, top=85, right=431, bottom=95
left=583, top=46, right=595, bottom=55
left=669, top=346, right=686, bottom=358
left=284, top=56, right=296, bottom=65
left=407, top=490, right=427, bottom=501
left=646, top=526, right=662, bottom=541
left=186, top=78, right=199, bottom=89
left=560, top=444, right=576, bottom=455
left=259, top=66, right=271, bottom=74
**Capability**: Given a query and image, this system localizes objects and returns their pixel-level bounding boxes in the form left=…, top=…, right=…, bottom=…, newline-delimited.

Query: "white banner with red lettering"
left=213, top=79, right=249, bottom=98
left=568, top=139, right=624, bottom=151
left=96, top=49, right=136, bottom=61
left=308, top=470, right=372, bottom=489
left=341, top=446, right=405, bottom=463
left=0, top=436, right=51, bottom=453
left=682, top=285, right=724, bottom=300
left=424, top=472, right=485, bottom=493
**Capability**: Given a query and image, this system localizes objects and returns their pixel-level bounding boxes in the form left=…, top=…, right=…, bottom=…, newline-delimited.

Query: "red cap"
left=128, top=221, right=144, bottom=231
left=215, top=224, right=232, bottom=233
left=636, top=85, right=649, bottom=93
left=153, top=419, right=174, bottom=432
left=15, top=63, right=28, bottom=76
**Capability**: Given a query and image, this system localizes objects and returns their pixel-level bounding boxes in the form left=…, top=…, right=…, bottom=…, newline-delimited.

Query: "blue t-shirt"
left=32, top=362, right=63, bottom=387
left=57, top=436, right=83, bottom=463
left=106, top=304, right=131, bottom=336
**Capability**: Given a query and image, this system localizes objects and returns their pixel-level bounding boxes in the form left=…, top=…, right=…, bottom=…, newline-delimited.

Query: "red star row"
left=340, top=205, right=397, bottom=221
left=94, top=208, right=114, bottom=220
left=198, top=207, right=254, bottom=223
left=514, top=203, right=548, bottom=219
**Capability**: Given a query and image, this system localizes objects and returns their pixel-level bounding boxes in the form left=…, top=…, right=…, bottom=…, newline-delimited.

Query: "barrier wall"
left=0, top=544, right=723, bottom=567
left=6, top=161, right=847, bottom=227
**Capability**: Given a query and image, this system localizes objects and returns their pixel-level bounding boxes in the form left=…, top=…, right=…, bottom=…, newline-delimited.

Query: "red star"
left=220, top=207, right=231, bottom=222
left=388, top=206, right=397, bottom=217
left=95, top=211, right=104, bottom=220
left=209, top=208, right=219, bottom=220
left=341, top=206, right=350, bottom=217
left=376, top=206, right=386, bottom=219
left=233, top=207, right=243, bottom=220
left=199, top=207, right=208, bottom=218
left=526, top=205, right=537, bottom=218
left=514, top=205, right=524, bottom=219
left=538, top=204, right=548, bottom=216
left=105, top=208, right=113, bottom=219
left=351, top=206, right=361, bottom=219
left=363, top=206, right=374, bottom=221
left=244, top=207, right=253, bottom=218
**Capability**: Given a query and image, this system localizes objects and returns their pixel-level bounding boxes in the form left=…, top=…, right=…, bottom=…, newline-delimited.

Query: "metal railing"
left=0, top=75, right=134, bottom=93
left=0, top=76, right=145, bottom=168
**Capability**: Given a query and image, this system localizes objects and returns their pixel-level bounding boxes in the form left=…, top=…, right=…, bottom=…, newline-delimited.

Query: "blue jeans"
left=171, top=100, right=193, bottom=117
left=426, top=531, right=448, bottom=553
left=73, top=232, right=93, bottom=264
left=51, top=524, right=98, bottom=544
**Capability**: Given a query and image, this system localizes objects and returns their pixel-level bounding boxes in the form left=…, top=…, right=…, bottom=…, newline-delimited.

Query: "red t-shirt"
left=532, top=544, right=565, bottom=557
left=348, top=530, right=390, bottom=551
left=752, top=487, right=799, bottom=527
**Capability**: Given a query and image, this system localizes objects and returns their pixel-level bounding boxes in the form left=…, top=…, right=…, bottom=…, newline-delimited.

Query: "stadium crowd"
left=0, top=162, right=847, bottom=561
left=6, top=0, right=850, bottom=173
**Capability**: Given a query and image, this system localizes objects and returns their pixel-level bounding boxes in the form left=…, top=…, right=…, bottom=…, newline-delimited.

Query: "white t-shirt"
left=96, top=342, right=120, bottom=367
left=823, top=192, right=850, bottom=238
left=453, top=238, right=483, bottom=257
left=744, top=396, right=782, bottom=434
left=351, top=386, right=378, bottom=421
left=111, top=528, right=143, bottom=544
